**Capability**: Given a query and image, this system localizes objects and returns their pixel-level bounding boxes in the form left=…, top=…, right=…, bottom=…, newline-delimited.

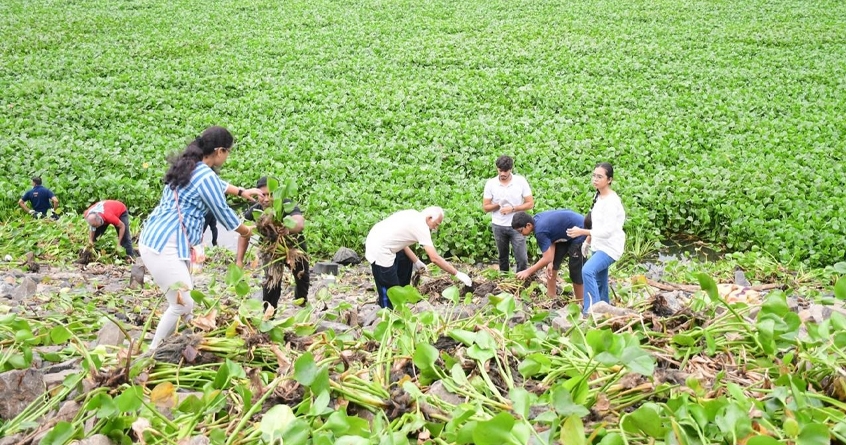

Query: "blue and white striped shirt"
left=140, top=163, right=241, bottom=259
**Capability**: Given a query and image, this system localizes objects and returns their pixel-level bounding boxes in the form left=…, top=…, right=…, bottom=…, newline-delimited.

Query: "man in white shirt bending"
left=365, top=207, right=473, bottom=309
left=482, top=155, right=535, bottom=273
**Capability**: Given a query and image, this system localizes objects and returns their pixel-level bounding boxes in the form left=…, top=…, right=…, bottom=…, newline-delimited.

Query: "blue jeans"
left=582, top=250, right=615, bottom=314
left=492, top=224, right=528, bottom=272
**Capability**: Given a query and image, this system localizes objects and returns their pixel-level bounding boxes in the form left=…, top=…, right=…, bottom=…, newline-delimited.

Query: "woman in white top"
left=566, top=162, right=626, bottom=315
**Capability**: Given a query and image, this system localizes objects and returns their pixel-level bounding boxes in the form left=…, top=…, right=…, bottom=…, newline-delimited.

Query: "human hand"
left=240, top=188, right=265, bottom=202
left=566, top=226, right=582, bottom=238
left=545, top=264, right=555, bottom=279
left=413, top=260, right=427, bottom=273
left=455, top=272, right=472, bottom=286
left=499, top=204, right=514, bottom=215
left=28, top=209, right=36, bottom=216
left=516, top=270, right=532, bottom=280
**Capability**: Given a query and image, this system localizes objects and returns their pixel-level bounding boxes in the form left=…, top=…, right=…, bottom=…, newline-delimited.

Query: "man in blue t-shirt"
left=18, top=176, right=59, bottom=219
left=512, top=210, right=587, bottom=302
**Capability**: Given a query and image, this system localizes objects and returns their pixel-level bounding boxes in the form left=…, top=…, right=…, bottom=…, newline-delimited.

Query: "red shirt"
left=84, top=200, right=127, bottom=227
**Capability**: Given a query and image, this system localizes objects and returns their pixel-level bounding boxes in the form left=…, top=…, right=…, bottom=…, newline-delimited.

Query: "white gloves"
left=455, top=272, right=472, bottom=286
left=581, top=241, right=592, bottom=258
left=413, top=260, right=427, bottom=272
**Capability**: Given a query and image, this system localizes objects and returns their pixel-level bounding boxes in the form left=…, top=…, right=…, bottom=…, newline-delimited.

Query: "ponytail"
left=163, top=126, right=234, bottom=189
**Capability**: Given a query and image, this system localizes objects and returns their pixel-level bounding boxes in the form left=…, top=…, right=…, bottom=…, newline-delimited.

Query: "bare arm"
left=422, top=245, right=458, bottom=276
left=115, top=221, right=126, bottom=245
left=224, top=184, right=262, bottom=202
left=51, top=196, right=59, bottom=210
left=18, top=199, right=29, bottom=212
left=483, top=197, right=500, bottom=213
left=500, top=195, right=535, bottom=216
left=236, top=234, right=249, bottom=267
left=516, top=245, right=555, bottom=279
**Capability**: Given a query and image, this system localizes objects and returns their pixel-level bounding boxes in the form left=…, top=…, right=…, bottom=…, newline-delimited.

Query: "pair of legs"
left=263, top=255, right=311, bottom=309
left=549, top=241, right=585, bottom=302
left=582, top=250, right=616, bottom=315
left=92, top=211, right=136, bottom=256
left=371, top=250, right=413, bottom=309
left=203, top=212, right=218, bottom=246
left=492, top=224, right=528, bottom=272
left=140, top=238, right=195, bottom=350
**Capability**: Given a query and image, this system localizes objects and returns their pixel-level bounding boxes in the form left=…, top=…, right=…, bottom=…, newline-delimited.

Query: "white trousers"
left=140, top=237, right=194, bottom=350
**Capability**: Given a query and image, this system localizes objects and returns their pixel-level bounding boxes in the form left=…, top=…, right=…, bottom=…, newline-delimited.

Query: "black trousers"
left=203, top=212, right=218, bottom=246
left=370, top=250, right=413, bottom=309
left=93, top=211, right=136, bottom=256
left=263, top=245, right=310, bottom=308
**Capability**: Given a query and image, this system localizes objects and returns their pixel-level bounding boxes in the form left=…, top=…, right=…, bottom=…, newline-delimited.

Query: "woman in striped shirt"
left=140, top=126, right=261, bottom=350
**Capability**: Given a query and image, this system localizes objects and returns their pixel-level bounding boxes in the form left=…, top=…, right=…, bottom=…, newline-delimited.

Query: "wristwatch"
left=237, top=188, right=244, bottom=197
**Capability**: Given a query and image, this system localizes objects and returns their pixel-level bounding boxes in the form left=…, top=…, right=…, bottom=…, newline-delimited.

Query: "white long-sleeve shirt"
left=590, top=191, right=626, bottom=260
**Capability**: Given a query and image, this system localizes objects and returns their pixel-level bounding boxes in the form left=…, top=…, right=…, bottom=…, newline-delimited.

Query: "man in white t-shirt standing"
left=365, top=206, right=473, bottom=309
left=482, top=155, right=535, bottom=273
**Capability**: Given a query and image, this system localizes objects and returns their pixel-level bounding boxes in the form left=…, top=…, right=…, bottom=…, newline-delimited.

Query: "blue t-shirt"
left=533, top=210, right=586, bottom=252
left=21, top=185, right=56, bottom=214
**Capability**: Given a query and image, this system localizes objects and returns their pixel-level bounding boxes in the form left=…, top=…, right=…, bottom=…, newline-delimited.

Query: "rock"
left=0, top=283, right=13, bottom=299
left=96, top=320, right=126, bottom=347
left=316, top=320, right=354, bottom=336
left=11, top=277, right=37, bottom=301
left=40, top=358, right=81, bottom=374
left=360, top=305, right=382, bottom=327
left=332, top=247, right=361, bottom=265
left=0, top=434, right=24, bottom=445
left=588, top=302, right=640, bottom=318
left=185, top=436, right=210, bottom=445
left=0, top=369, right=45, bottom=419
left=313, top=262, right=340, bottom=276
left=652, top=291, right=687, bottom=316
left=129, top=263, right=145, bottom=289
left=55, top=400, right=82, bottom=423
left=733, top=268, right=751, bottom=287
left=70, top=434, right=115, bottom=445
left=551, top=316, right=572, bottom=331
left=425, top=380, right=463, bottom=405
left=43, top=369, right=81, bottom=389
left=509, top=311, right=528, bottom=325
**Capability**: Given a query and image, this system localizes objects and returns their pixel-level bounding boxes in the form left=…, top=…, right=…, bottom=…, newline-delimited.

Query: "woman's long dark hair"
left=584, top=162, right=614, bottom=229
left=164, top=126, right=234, bottom=189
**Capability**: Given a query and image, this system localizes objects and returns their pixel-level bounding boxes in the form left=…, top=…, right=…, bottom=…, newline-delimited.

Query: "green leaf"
left=797, top=423, right=829, bottom=445
left=413, top=343, right=438, bottom=371
left=834, top=276, right=846, bottom=301
left=38, top=421, right=75, bottom=445
left=49, top=326, right=72, bottom=344
left=448, top=329, right=476, bottom=346
left=442, top=286, right=460, bottom=304
left=560, top=415, right=586, bottom=445
left=114, top=386, right=143, bottom=413
left=472, top=412, right=517, bottom=445
left=260, top=404, right=297, bottom=444
left=467, top=344, right=495, bottom=363
left=697, top=273, right=720, bottom=303
left=509, top=387, right=531, bottom=419
left=622, top=403, right=667, bottom=438
left=294, top=352, right=317, bottom=386
left=747, top=436, right=782, bottom=445
left=620, top=346, right=655, bottom=376
left=552, top=385, right=590, bottom=417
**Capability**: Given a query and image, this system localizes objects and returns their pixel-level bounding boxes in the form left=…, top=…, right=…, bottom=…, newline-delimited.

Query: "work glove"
left=413, top=260, right=427, bottom=273
left=455, top=271, right=472, bottom=287
left=28, top=209, right=36, bottom=216
left=581, top=241, right=591, bottom=258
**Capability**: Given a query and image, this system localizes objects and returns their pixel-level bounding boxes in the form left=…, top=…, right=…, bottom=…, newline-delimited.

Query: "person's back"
left=19, top=177, right=58, bottom=217
left=365, top=210, right=432, bottom=267
left=533, top=210, right=586, bottom=252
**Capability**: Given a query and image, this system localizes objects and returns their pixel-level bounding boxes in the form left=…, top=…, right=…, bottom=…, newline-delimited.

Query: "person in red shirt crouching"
left=84, top=200, right=138, bottom=258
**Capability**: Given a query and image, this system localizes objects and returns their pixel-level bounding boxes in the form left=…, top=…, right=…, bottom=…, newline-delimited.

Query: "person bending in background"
left=365, top=206, right=472, bottom=309
left=512, top=210, right=586, bottom=303
left=84, top=199, right=137, bottom=258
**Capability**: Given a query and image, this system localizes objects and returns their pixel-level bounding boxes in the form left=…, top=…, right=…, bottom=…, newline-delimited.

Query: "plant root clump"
left=256, top=213, right=309, bottom=290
